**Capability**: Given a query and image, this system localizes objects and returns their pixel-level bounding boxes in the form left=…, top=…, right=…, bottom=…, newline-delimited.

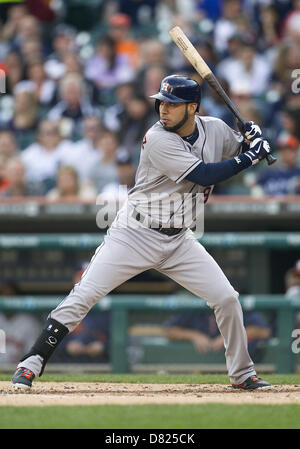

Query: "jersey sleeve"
left=220, top=120, right=244, bottom=160
left=146, top=130, right=201, bottom=183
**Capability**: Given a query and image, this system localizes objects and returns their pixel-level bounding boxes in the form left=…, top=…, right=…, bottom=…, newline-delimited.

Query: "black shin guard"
left=20, top=318, right=69, bottom=376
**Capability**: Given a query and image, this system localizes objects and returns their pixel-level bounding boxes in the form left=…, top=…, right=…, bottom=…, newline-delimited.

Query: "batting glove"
left=244, top=138, right=271, bottom=165
left=243, top=121, right=262, bottom=142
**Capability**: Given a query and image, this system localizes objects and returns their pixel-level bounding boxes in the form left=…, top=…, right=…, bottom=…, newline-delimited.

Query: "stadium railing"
left=1, top=232, right=300, bottom=249
left=0, top=294, right=299, bottom=374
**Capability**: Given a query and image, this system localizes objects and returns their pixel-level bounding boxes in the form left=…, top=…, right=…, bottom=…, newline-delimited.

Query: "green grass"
left=1, top=404, right=300, bottom=429
left=1, top=372, right=300, bottom=385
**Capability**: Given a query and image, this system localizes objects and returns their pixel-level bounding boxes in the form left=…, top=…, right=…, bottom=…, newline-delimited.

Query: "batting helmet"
left=150, top=75, right=201, bottom=113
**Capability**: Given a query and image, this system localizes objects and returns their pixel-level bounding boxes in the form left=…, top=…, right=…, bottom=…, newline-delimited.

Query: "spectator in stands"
left=214, top=0, right=242, bottom=55
left=46, top=165, right=97, bottom=202
left=285, top=93, right=300, bottom=116
left=100, top=152, right=136, bottom=201
left=215, top=36, right=272, bottom=131
left=285, top=259, right=300, bottom=300
left=280, top=108, right=300, bottom=141
left=117, top=94, right=157, bottom=161
left=44, top=24, right=77, bottom=80
left=61, top=51, right=82, bottom=76
left=9, top=14, right=42, bottom=61
left=273, top=40, right=300, bottom=89
left=48, top=73, right=99, bottom=140
left=4, top=85, right=38, bottom=150
left=284, top=259, right=300, bottom=331
left=62, top=311, right=110, bottom=363
left=20, top=36, right=44, bottom=66
left=21, top=119, right=69, bottom=194
left=17, top=13, right=41, bottom=42
left=256, top=0, right=293, bottom=22
left=201, top=77, right=236, bottom=128
left=108, top=13, right=140, bottom=69
left=61, top=51, right=100, bottom=105
left=2, top=51, right=24, bottom=96
left=270, top=258, right=300, bottom=338
left=282, top=0, right=300, bottom=44
left=164, top=310, right=271, bottom=361
left=103, top=81, right=136, bottom=132
left=245, top=133, right=300, bottom=196
left=233, top=98, right=262, bottom=127
left=167, top=15, right=198, bottom=72
left=257, top=3, right=281, bottom=50
left=0, top=280, right=41, bottom=364
left=0, top=130, right=19, bottom=160
left=0, top=156, right=42, bottom=197
left=234, top=12, right=257, bottom=44
left=0, top=3, right=28, bottom=45
left=0, top=154, right=10, bottom=193
left=216, top=33, right=249, bottom=85
left=88, top=130, right=121, bottom=193
left=59, top=115, right=104, bottom=183
left=22, top=58, right=57, bottom=109
left=143, top=65, right=168, bottom=106
left=195, top=38, right=219, bottom=74
left=216, top=39, right=272, bottom=96
left=84, top=34, right=135, bottom=97
left=1, top=11, right=41, bottom=59
left=55, top=264, right=110, bottom=363
left=136, top=39, right=169, bottom=88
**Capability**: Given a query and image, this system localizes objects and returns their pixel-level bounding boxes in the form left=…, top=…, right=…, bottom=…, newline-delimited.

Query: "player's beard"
left=160, top=104, right=189, bottom=132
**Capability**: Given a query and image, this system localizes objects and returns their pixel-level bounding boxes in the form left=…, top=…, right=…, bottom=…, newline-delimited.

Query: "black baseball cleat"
left=12, top=367, right=35, bottom=390
left=232, top=375, right=271, bottom=390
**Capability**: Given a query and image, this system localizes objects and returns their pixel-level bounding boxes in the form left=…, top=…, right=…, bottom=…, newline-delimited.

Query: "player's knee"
left=216, top=288, right=239, bottom=311
left=73, top=279, right=108, bottom=305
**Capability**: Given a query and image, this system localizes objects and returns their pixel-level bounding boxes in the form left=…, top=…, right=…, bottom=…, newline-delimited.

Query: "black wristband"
left=233, top=152, right=253, bottom=171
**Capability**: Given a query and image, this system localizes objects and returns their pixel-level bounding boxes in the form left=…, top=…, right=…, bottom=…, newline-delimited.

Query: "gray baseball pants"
left=19, top=224, right=256, bottom=384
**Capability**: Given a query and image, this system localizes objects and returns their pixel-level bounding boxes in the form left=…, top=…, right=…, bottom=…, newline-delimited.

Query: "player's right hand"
left=244, top=138, right=271, bottom=165
left=242, top=121, right=262, bottom=141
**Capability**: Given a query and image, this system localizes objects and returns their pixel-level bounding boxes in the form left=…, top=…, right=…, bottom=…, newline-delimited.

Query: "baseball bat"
left=169, top=26, right=276, bottom=166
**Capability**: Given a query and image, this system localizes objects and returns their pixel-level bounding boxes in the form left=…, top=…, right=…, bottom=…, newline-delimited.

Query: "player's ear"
left=188, top=103, right=198, bottom=115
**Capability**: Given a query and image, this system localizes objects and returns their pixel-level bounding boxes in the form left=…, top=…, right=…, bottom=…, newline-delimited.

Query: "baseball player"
left=12, top=75, right=272, bottom=390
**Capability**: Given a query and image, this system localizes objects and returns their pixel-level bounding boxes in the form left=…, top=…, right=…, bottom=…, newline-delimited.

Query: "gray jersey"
left=117, top=116, right=243, bottom=228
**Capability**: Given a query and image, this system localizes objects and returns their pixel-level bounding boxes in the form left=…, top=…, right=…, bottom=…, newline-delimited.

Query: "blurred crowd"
left=0, top=0, right=300, bottom=199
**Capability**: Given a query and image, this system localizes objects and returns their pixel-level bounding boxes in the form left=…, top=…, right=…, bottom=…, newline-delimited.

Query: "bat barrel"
left=169, top=26, right=277, bottom=167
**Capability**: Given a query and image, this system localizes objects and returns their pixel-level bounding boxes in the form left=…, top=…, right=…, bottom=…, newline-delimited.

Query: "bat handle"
left=237, top=121, right=277, bottom=166
left=204, top=73, right=277, bottom=166
left=265, top=153, right=277, bottom=166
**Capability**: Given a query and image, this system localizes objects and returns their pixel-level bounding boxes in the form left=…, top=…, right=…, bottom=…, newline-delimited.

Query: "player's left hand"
left=244, top=138, right=272, bottom=165
left=242, top=121, right=262, bottom=142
